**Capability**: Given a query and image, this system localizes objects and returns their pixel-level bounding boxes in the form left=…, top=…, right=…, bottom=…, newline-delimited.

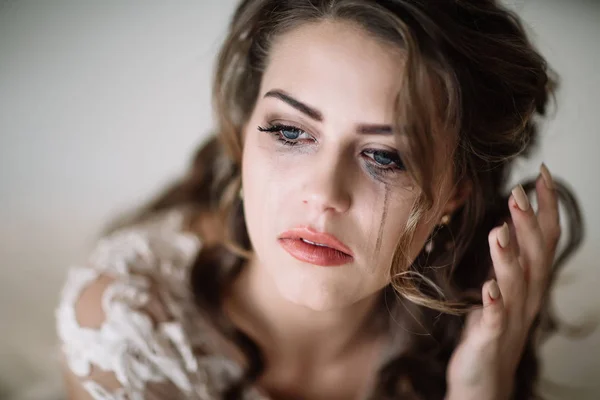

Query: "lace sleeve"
left=55, top=212, right=215, bottom=400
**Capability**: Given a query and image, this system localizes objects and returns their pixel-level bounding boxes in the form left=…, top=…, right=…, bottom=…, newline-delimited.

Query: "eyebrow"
left=263, top=89, right=394, bottom=135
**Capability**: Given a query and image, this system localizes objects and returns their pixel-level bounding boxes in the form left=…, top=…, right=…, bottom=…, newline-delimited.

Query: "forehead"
left=260, top=20, right=405, bottom=126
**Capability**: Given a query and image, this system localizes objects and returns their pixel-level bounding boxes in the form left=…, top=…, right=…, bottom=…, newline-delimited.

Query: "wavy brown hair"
left=109, top=1, right=586, bottom=399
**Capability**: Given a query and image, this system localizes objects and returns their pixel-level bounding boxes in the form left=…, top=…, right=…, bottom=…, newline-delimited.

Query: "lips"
left=278, top=226, right=354, bottom=266
left=279, top=227, right=353, bottom=255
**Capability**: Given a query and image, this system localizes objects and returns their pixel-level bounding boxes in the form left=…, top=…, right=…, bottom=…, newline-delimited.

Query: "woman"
left=56, top=0, right=584, bottom=399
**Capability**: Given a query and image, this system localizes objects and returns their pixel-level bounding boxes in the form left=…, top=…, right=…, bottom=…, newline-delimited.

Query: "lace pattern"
left=55, top=210, right=265, bottom=399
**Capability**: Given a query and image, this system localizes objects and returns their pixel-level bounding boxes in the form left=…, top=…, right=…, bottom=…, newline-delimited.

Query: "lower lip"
left=278, top=238, right=353, bottom=266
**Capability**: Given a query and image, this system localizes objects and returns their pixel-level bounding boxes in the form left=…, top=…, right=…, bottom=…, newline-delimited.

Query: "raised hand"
left=446, top=163, right=559, bottom=400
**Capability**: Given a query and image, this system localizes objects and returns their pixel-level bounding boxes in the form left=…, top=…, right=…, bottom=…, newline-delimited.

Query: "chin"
left=272, top=265, right=361, bottom=311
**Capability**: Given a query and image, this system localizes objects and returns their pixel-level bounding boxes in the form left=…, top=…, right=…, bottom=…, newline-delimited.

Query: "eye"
left=281, top=127, right=302, bottom=140
left=257, top=123, right=314, bottom=146
left=372, top=151, right=394, bottom=166
left=363, top=149, right=405, bottom=171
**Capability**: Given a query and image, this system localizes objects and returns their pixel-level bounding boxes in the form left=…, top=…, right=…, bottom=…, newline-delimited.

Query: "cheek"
left=243, top=153, right=284, bottom=220
left=241, top=133, right=294, bottom=247
left=361, top=191, right=429, bottom=274
left=243, top=132, right=295, bottom=191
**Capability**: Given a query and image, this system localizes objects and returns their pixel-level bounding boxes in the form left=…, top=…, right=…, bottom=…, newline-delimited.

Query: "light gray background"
left=0, top=1, right=598, bottom=399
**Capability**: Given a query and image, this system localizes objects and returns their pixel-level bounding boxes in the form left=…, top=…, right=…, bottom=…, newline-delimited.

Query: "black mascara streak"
left=374, top=185, right=389, bottom=257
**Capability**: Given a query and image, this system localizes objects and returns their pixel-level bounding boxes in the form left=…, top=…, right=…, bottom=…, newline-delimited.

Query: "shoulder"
left=55, top=209, right=232, bottom=399
left=57, top=208, right=203, bottom=343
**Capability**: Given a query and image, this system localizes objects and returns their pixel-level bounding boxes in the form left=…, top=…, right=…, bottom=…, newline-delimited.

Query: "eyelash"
left=257, top=123, right=406, bottom=176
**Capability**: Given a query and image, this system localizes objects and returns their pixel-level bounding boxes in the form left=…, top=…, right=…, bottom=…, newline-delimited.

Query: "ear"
left=442, top=177, right=472, bottom=216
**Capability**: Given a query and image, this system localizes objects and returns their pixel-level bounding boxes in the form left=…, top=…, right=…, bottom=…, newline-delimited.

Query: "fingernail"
left=489, top=279, right=501, bottom=300
left=497, top=222, right=510, bottom=248
left=511, top=184, right=530, bottom=211
left=540, top=163, right=554, bottom=190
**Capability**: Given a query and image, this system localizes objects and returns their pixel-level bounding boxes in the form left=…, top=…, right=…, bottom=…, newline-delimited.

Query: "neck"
left=224, top=256, right=388, bottom=367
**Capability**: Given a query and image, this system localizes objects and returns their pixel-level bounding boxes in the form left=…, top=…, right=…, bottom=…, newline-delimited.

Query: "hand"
left=446, top=164, right=560, bottom=400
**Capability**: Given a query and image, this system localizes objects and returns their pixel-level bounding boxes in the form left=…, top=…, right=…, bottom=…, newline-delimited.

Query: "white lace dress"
left=55, top=210, right=267, bottom=400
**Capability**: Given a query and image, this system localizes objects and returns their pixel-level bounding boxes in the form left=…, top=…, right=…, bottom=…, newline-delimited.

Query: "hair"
left=107, top=1, right=587, bottom=399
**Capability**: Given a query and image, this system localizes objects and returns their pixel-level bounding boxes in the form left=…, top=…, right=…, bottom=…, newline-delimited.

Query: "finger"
left=536, top=163, right=561, bottom=260
left=526, top=163, right=560, bottom=317
left=488, top=222, right=526, bottom=322
left=486, top=220, right=519, bottom=281
left=508, top=184, right=545, bottom=287
left=481, top=279, right=507, bottom=337
left=507, top=221, right=520, bottom=257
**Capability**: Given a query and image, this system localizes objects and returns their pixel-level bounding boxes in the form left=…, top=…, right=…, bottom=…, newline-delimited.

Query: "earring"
left=440, top=214, right=451, bottom=226
left=424, top=213, right=451, bottom=254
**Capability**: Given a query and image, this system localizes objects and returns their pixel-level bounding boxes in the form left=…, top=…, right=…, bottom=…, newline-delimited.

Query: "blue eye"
left=257, top=123, right=311, bottom=146
left=373, top=151, right=394, bottom=166
left=363, top=149, right=405, bottom=171
left=281, top=128, right=301, bottom=140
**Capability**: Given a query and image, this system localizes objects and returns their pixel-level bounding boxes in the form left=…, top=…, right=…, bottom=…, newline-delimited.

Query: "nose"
left=301, top=154, right=352, bottom=214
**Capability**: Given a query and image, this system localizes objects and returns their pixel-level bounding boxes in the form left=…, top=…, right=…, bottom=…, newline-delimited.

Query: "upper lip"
left=278, top=226, right=354, bottom=257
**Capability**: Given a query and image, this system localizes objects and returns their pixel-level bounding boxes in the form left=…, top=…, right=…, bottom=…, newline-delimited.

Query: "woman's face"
left=241, top=20, right=456, bottom=311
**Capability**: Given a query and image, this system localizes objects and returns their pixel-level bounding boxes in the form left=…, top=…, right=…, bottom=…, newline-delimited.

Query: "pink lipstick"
left=278, top=226, right=354, bottom=266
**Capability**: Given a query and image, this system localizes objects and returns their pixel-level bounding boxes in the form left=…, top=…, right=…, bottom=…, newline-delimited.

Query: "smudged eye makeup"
left=257, top=123, right=406, bottom=178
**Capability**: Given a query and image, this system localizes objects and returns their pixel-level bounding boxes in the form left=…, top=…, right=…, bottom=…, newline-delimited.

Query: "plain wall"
left=0, top=1, right=598, bottom=398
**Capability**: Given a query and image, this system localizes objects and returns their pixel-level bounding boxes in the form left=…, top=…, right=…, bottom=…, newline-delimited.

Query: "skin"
left=225, top=19, right=560, bottom=400
left=225, top=19, right=463, bottom=399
